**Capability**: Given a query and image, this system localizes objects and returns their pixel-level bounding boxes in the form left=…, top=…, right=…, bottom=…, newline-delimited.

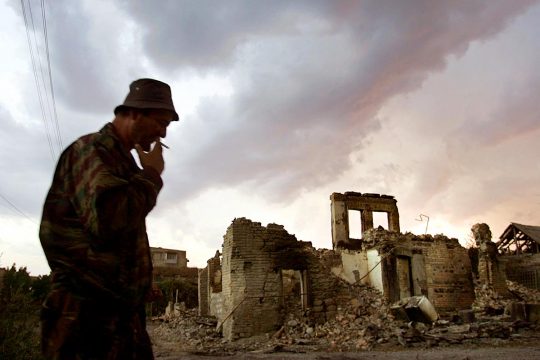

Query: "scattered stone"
left=150, top=280, right=540, bottom=355
left=287, top=319, right=298, bottom=327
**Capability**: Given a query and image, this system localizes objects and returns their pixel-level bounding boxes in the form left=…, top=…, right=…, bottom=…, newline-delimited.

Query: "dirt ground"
left=154, top=348, right=540, bottom=360
left=148, top=320, right=540, bottom=360
left=152, top=341, right=540, bottom=360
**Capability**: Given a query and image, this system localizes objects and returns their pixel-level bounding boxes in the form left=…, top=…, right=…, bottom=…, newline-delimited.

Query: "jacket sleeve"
left=69, top=142, right=163, bottom=241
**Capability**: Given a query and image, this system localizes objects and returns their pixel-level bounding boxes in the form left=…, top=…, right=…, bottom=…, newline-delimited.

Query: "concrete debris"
left=391, top=295, right=439, bottom=324
left=150, top=280, right=540, bottom=355
left=473, top=281, right=540, bottom=316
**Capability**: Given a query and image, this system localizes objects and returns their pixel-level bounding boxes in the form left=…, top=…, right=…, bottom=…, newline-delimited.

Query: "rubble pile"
left=151, top=309, right=225, bottom=354
left=150, top=281, right=540, bottom=355
left=507, top=281, right=540, bottom=303
left=473, top=284, right=509, bottom=315
left=273, top=284, right=402, bottom=351
left=473, top=280, right=540, bottom=315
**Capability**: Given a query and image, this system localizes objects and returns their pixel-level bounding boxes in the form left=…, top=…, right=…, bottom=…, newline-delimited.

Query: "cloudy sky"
left=1, top=0, right=539, bottom=276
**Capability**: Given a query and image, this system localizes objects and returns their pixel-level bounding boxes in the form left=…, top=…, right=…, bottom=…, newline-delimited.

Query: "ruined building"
left=198, top=219, right=354, bottom=340
left=330, top=192, right=400, bottom=249
left=199, top=192, right=476, bottom=340
left=497, top=223, right=540, bottom=290
left=330, top=192, right=474, bottom=308
left=470, top=223, right=510, bottom=296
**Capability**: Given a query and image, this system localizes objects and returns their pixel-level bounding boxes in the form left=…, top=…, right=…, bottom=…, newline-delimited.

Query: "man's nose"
left=159, top=127, right=167, bottom=138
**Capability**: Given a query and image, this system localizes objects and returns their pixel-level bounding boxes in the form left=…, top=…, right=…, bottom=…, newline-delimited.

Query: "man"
left=39, top=78, right=179, bottom=359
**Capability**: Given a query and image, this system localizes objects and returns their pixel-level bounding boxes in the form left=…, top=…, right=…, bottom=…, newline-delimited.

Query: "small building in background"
left=150, top=247, right=198, bottom=283
left=151, top=247, right=188, bottom=268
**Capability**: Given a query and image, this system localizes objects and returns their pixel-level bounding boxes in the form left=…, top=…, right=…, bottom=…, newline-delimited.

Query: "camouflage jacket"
left=40, top=123, right=161, bottom=307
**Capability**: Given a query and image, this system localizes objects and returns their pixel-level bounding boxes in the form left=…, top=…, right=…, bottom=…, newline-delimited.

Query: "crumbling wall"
left=198, top=252, right=223, bottom=317
left=331, top=250, right=369, bottom=285
left=363, top=229, right=475, bottom=313
left=329, top=249, right=383, bottom=293
left=421, top=237, right=476, bottom=311
left=303, top=248, right=354, bottom=324
left=213, top=218, right=355, bottom=340
left=330, top=192, right=400, bottom=250
left=208, top=254, right=224, bottom=318
left=220, top=219, right=299, bottom=340
left=198, top=267, right=209, bottom=316
left=472, top=223, right=510, bottom=296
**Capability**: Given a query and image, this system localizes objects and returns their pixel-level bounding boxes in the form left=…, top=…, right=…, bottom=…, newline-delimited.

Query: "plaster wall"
left=210, top=292, right=225, bottom=319
left=367, top=249, right=384, bottom=293
left=331, top=250, right=369, bottom=285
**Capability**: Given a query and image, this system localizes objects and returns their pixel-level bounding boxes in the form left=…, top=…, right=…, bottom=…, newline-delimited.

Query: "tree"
left=0, top=265, right=45, bottom=359
left=1, top=264, right=32, bottom=301
left=30, top=274, right=51, bottom=303
left=150, top=278, right=198, bottom=316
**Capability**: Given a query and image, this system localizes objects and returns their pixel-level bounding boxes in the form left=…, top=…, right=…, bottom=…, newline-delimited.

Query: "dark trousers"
left=41, top=288, right=153, bottom=360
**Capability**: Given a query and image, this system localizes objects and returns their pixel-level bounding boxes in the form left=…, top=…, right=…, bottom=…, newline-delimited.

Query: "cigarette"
left=160, top=142, right=169, bottom=149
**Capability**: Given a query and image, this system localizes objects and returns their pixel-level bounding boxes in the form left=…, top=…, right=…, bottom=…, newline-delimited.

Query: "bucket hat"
left=114, top=78, right=179, bottom=120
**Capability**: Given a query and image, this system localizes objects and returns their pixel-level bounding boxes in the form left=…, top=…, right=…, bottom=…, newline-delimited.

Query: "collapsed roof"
left=498, top=223, right=540, bottom=254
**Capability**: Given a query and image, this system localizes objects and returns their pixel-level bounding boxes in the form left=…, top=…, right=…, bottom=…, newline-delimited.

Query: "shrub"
left=0, top=265, right=45, bottom=359
left=149, top=278, right=198, bottom=316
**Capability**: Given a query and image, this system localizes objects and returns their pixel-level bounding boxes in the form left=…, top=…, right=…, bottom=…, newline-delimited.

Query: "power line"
left=0, top=192, right=37, bottom=225
left=20, top=0, right=62, bottom=160
left=41, top=0, right=62, bottom=150
left=28, top=0, right=57, bottom=153
left=21, top=0, right=56, bottom=160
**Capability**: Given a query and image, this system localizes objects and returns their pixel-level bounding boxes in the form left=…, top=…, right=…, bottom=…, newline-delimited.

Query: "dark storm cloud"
left=153, top=0, right=537, bottom=204
left=10, top=0, right=146, bottom=116
left=119, top=0, right=331, bottom=69
left=9, top=0, right=537, bottom=208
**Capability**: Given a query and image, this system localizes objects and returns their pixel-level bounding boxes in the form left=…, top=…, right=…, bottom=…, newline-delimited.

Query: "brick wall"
left=364, top=229, right=475, bottom=313
left=198, top=267, right=209, bottom=316
left=217, top=218, right=354, bottom=340
left=420, top=237, right=476, bottom=311
left=204, top=218, right=484, bottom=340
left=221, top=218, right=286, bottom=340
left=478, top=253, right=510, bottom=296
